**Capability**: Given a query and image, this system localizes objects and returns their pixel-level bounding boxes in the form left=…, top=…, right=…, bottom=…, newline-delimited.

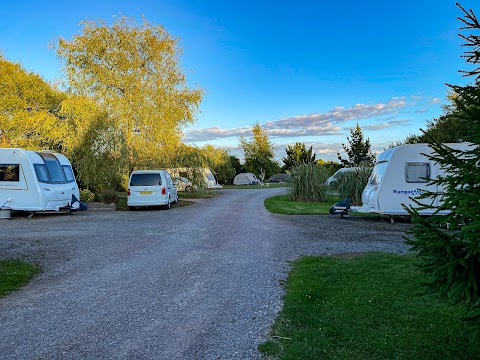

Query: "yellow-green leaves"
left=54, top=15, right=204, bottom=171
left=0, top=55, right=65, bottom=148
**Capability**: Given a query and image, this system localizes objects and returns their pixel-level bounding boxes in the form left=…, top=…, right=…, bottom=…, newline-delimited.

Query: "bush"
left=288, top=163, right=328, bottom=202
left=333, top=166, right=372, bottom=205
left=79, top=189, right=95, bottom=202
left=99, top=190, right=118, bottom=204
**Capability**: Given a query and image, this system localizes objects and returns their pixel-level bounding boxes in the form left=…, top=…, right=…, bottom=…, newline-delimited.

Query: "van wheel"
left=128, top=206, right=136, bottom=211
left=164, top=199, right=171, bottom=210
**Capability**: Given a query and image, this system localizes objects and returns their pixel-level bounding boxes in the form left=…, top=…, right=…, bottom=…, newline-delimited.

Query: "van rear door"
left=129, top=172, right=163, bottom=206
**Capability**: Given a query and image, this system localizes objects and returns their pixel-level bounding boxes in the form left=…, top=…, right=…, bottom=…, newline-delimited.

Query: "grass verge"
left=264, top=195, right=335, bottom=215
left=259, top=253, right=479, bottom=359
left=264, top=195, right=376, bottom=216
left=0, top=260, right=42, bottom=298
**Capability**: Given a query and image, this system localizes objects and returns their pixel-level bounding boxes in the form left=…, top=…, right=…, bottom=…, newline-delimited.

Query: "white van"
left=127, top=170, right=178, bottom=210
left=0, top=148, right=80, bottom=212
left=348, top=143, right=473, bottom=216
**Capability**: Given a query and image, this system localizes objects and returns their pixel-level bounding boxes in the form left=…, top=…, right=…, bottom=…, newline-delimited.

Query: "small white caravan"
left=127, top=170, right=178, bottom=210
left=326, top=167, right=360, bottom=185
left=350, top=143, right=472, bottom=216
left=0, top=148, right=80, bottom=212
left=168, top=168, right=222, bottom=190
left=233, top=172, right=260, bottom=185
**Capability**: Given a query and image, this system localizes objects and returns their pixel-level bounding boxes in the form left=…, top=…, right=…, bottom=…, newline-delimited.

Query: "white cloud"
left=185, top=97, right=414, bottom=142
left=362, top=119, right=410, bottom=131
left=183, top=126, right=251, bottom=142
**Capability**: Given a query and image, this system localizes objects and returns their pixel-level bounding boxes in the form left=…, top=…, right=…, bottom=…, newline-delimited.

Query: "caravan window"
left=0, top=164, right=20, bottom=182
left=43, top=157, right=66, bottom=183
left=62, top=165, right=76, bottom=183
left=405, top=162, right=430, bottom=183
left=368, top=162, right=388, bottom=186
left=34, top=164, right=50, bottom=183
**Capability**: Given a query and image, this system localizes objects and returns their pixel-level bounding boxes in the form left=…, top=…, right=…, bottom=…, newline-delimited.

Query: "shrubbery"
left=99, top=190, right=118, bottom=204
left=288, top=163, right=328, bottom=202
left=79, top=188, right=95, bottom=202
left=332, top=166, right=372, bottom=205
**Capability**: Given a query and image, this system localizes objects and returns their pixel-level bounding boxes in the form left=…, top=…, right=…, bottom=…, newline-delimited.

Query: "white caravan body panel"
left=351, top=143, right=472, bottom=216
left=0, top=148, right=80, bottom=211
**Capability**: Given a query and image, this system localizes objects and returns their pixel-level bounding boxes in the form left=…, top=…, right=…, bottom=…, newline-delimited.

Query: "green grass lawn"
left=264, top=195, right=337, bottom=215
left=259, top=253, right=479, bottom=359
left=264, top=194, right=376, bottom=216
left=0, top=260, right=42, bottom=297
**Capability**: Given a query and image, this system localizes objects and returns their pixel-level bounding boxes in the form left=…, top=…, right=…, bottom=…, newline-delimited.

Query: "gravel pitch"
left=0, top=188, right=412, bottom=359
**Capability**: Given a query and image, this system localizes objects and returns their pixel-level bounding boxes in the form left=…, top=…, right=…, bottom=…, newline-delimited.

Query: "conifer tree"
left=282, top=142, right=316, bottom=171
left=337, top=123, right=375, bottom=166
left=405, top=3, right=480, bottom=338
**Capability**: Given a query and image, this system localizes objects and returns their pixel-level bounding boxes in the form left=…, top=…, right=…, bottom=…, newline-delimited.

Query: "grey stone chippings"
left=0, top=188, right=411, bottom=359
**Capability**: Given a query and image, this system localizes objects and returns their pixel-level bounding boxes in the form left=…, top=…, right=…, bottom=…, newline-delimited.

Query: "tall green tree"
left=229, top=155, right=245, bottom=176
left=405, top=3, right=480, bottom=338
left=54, top=15, right=204, bottom=173
left=337, top=123, right=375, bottom=166
left=239, top=122, right=280, bottom=180
left=282, top=142, right=316, bottom=172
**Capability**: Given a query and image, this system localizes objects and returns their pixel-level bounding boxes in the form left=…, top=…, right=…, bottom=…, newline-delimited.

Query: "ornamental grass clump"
left=288, top=163, right=328, bottom=202
left=333, top=165, right=372, bottom=205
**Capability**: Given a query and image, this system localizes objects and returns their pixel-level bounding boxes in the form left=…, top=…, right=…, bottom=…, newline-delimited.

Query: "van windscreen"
left=130, top=173, right=162, bottom=186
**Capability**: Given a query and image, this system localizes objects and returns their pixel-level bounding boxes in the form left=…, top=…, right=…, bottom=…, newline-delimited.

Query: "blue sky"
left=0, top=0, right=476, bottom=162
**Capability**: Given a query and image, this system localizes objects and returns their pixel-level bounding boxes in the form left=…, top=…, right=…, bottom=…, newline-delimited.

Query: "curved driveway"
left=0, top=188, right=411, bottom=359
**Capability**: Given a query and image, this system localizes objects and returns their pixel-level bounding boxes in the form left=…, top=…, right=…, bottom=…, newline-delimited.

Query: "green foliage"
left=239, top=122, right=280, bottom=180
left=0, top=260, right=42, bottom=297
left=337, top=123, right=375, bottom=167
left=229, top=155, right=245, bottom=176
left=79, top=189, right=95, bottom=202
left=333, top=165, right=372, bottom=205
left=98, top=190, right=119, bottom=204
left=282, top=142, right=316, bottom=172
left=260, top=253, right=480, bottom=359
left=288, top=163, right=328, bottom=202
left=405, top=3, right=480, bottom=338
left=317, top=159, right=342, bottom=176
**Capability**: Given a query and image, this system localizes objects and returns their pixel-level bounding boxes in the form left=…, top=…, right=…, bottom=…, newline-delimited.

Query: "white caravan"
left=326, top=167, right=360, bottom=185
left=0, top=148, right=80, bottom=212
left=233, top=172, right=260, bottom=185
left=350, top=143, right=472, bottom=216
left=169, top=168, right=222, bottom=190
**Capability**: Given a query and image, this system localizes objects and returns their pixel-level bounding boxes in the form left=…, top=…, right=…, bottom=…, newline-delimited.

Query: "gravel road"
left=0, top=188, right=412, bottom=359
